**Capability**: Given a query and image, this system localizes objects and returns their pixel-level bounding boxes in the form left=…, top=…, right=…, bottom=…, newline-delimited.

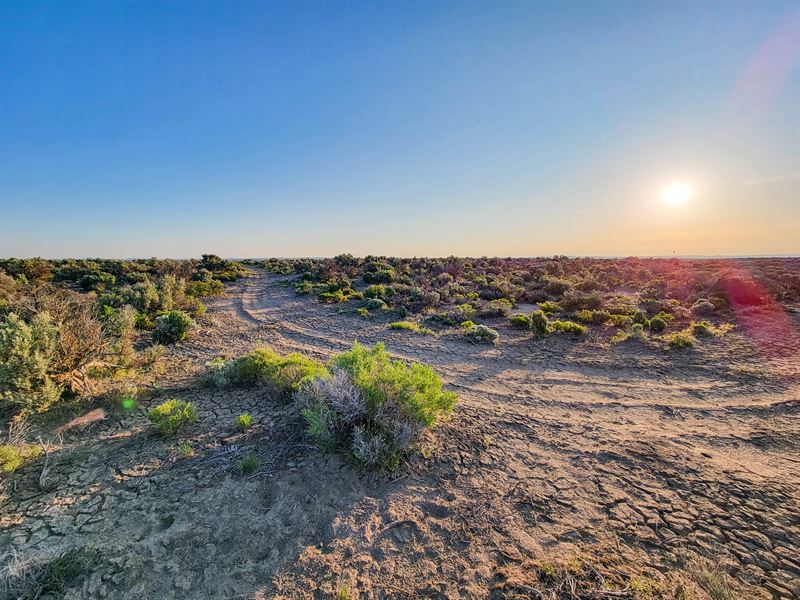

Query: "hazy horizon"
left=2, top=1, right=799, bottom=258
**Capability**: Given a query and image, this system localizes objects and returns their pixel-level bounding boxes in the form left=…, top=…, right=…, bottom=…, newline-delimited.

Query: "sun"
left=661, top=182, right=692, bottom=206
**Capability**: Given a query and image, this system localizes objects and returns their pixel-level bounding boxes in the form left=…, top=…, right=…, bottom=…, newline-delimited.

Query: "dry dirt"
left=2, top=269, right=799, bottom=599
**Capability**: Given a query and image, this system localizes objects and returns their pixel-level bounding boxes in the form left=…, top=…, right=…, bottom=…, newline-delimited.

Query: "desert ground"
left=2, top=267, right=799, bottom=599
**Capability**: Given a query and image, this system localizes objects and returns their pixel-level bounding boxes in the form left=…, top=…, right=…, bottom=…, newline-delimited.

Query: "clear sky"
left=1, top=0, right=798, bottom=258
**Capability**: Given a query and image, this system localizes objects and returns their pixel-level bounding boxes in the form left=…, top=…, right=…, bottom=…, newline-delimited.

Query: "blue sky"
left=1, top=0, right=798, bottom=258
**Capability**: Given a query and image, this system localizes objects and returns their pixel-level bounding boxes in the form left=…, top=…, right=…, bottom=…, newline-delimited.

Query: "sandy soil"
left=2, top=269, right=798, bottom=599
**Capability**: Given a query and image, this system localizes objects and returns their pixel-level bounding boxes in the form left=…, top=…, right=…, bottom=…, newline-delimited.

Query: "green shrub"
left=430, top=303, right=475, bottom=326
left=295, top=280, right=313, bottom=294
left=319, top=290, right=347, bottom=303
left=203, top=348, right=326, bottom=398
left=388, top=321, right=432, bottom=334
left=611, top=323, right=647, bottom=344
left=509, top=314, right=530, bottom=329
left=462, top=323, right=500, bottom=344
left=235, top=413, right=252, bottom=431
left=550, top=320, right=587, bottom=335
left=237, top=453, right=260, bottom=475
left=330, top=342, right=456, bottom=428
left=574, top=309, right=610, bottom=325
left=134, top=311, right=155, bottom=331
left=355, top=307, right=369, bottom=318
left=528, top=310, right=550, bottom=336
left=364, top=284, right=388, bottom=300
left=0, top=442, right=42, bottom=473
left=186, top=279, right=225, bottom=298
left=236, top=348, right=326, bottom=393
left=691, top=320, right=714, bottom=336
left=648, top=316, right=668, bottom=332
left=364, top=298, right=387, bottom=311
left=152, top=310, right=192, bottom=344
left=479, top=298, right=513, bottom=317
left=665, top=331, right=695, bottom=348
left=609, top=314, right=634, bottom=328
left=0, top=312, right=62, bottom=410
left=537, top=301, right=562, bottom=314
left=363, top=269, right=395, bottom=284
left=147, top=399, right=198, bottom=434
left=298, top=342, right=456, bottom=470
left=561, top=291, right=603, bottom=312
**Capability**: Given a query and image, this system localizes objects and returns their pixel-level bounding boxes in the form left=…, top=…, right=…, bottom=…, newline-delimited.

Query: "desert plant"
left=691, top=298, right=717, bottom=316
left=235, top=413, right=253, bottom=431
left=152, top=310, right=192, bottom=344
left=203, top=349, right=326, bottom=398
left=691, top=320, right=714, bottom=336
left=574, top=309, right=609, bottom=325
left=537, top=301, right=562, bottom=314
left=355, top=307, right=369, bottom=318
left=0, top=312, right=61, bottom=410
left=550, top=320, right=587, bottom=335
left=388, top=321, right=431, bottom=334
left=664, top=331, right=695, bottom=348
left=237, top=453, right=260, bottom=475
left=364, top=298, right=387, bottom=311
left=647, top=316, right=668, bottom=332
left=609, top=314, right=634, bottom=328
left=297, top=342, right=456, bottom=470
left=509, top=314, right=530, bottom=329
left=479, top=298, right=513, bottom=317
left=462, top=323, right=500, bottom=344
left=147, top=399, right=198, bottom=434
left=0, top=442, right=42, bottom=474
left=528, top=310, right=550, bottom=336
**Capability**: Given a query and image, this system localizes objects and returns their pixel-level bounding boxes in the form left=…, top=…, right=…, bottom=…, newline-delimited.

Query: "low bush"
left=611, top=323, right=647, bottom=344
left=429, top=303, right=476, bottom=326
left=0, top=442, right=42, bottom=473
left=365, top=284, right=392, bottom=300
left=235, top=413, right=252, bottom=431
left=147, top=399, right=198, bottom=434
left=664, top=331, right=695, bottom=348
left=388, top=321, right=432, bottom=334
left=561, top=291, right=603, bottom=312
left=462, top=323, right=500, bottom=344
left=537, top=301, right=562, bottom=314
left=152, top=310, right=192, bottom=345
left=134, top=312, right=155, bottom=331
left=609, top=314, right=634, bottom=328
left=364, top=298, right=387, bottom=311
left=528, top=310, right=550, bottom=336
left=509, top=314, right=530, bottom=329
left=647, top=316, right=668, bottom=332
left=550, top=320, right=587, bottom=335
left=319, top=290, right=347, bottom=304
left=691, top=320, right=714, bottom=336
left=574, top=309, right=609, bottom=325
left=237, top=453, right=260, bottom=475
left=479, top=298, right=513, bottom=317
left=691, top=299, right=716, bottom=316
left=355, top=307, right=369, bottom=319
left=362, top=268, right=395, bottom=284
left=297, top=342, right=456, bottom=470
left=202, top=348, right=326, bottom=398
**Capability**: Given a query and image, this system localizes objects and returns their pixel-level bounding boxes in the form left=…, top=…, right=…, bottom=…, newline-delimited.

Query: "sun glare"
left=661, top=182, right=692, bottom=206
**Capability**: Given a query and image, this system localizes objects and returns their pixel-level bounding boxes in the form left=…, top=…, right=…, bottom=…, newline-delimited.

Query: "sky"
left=1, top=0, right=798, bottom=259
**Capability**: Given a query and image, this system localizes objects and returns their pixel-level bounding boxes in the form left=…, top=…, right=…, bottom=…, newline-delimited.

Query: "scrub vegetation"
left=1, top=254, right=797, bottom=599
